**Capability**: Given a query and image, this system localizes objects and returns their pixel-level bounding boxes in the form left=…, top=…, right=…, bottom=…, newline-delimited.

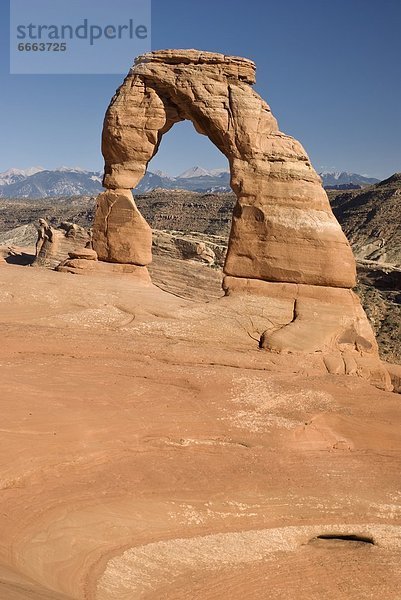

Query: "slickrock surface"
left=3, top=222, right=400, bottom=364
left=0, top=260, right=401, bottom=599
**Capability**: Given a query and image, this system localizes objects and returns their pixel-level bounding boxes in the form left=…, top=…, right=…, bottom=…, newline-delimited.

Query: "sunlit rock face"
left=93, top=49, right=390, bottom=389
left=96, top=49, right=355, bottom=286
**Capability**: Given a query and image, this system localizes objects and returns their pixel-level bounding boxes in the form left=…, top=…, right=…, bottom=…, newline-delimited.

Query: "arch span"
left=93, top=49, right=355, bottom=288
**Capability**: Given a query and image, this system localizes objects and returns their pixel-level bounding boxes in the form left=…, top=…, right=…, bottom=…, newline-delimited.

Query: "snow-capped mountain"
left=53, top=166, right=90, bottom=173
left=0, top=165, right=232, bottom=197
left=152, top=169, right=173, bottom=179
left=0, top=167, right=44, bottom=186
left=134, top=168, right=231, bottom=193
left=177, top=166, right=210, bottom=178
left=177, top=166, right=229, bottom=179
left=318, top=171, right=379, bottom=188
left=0, top=167, right=103, bottom=198
left=0, top=166, right=380, bottom=198
left=134, top=171, right=175, bottom=193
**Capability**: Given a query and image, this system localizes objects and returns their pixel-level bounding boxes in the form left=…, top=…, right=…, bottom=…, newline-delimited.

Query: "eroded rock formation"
left=93, top=49, right=390, bottom=388
left=95, top=49, right=355, bottom=287
left=34, top=220, right=91, bottom=268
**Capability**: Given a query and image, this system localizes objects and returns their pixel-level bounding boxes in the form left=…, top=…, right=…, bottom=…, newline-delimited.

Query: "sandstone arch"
left=93, top=49, right=355, bottom=288
left=92, top=49, right=391, bottom=389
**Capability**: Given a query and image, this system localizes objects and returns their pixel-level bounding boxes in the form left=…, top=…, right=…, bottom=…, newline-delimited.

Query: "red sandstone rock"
left=91, top=49, right=385, bottom=388
left=99, top=49, right=355, bottom=288
left=93, top=189, right=152, bottom=265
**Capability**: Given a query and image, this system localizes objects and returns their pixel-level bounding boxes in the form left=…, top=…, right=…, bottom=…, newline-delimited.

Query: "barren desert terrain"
left=0, top=256, right=401, bottom=599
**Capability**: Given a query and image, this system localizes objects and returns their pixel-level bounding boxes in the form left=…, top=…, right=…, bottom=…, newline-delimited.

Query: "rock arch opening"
left=136, top=118, right=232, bottom=237
left=137, top=119, right=232, bottom=275
left=146, top=119, right=229, bottom=183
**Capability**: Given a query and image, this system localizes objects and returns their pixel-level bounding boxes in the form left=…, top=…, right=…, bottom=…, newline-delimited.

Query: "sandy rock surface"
left=0, top=258, right=400, bottom=599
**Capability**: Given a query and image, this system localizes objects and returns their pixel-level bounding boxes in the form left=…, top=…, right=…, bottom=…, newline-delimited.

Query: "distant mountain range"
left=0, top=167, right=102, bottom=198
left=0, top=166, right=44, bottom=186
left=319, top=171, right=379, bottom=188
left=134, top=167, right=231, bottom=194
left=0, top=166, right=380, bottom=198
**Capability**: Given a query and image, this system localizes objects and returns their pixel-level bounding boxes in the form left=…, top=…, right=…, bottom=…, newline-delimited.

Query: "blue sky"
left=0, top=0, right=400, bottom=179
